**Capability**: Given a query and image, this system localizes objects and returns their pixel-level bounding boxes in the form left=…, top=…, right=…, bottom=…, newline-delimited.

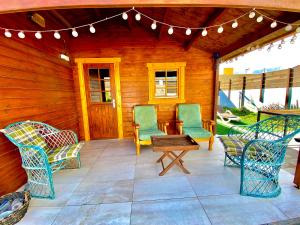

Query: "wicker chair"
left=176, top=104, right=215, bottom=150
left=219, top=114, right=300, bottom=198
left=133, top=105, right=169, bottom=155
left=1, top=121, right=84, bottom=199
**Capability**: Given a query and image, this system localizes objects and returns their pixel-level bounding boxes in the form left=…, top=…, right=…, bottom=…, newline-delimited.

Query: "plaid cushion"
left=5, top=123, right=47, bottom=149
left=219, top=136, right=253, bottom=156
left=48, top=142, right=83, bottom=163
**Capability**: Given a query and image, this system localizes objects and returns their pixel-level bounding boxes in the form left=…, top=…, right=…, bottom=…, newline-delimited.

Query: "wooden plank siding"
left=0, top=16, right=79, bottom=195
left=70, top=24, right=214, bottom=138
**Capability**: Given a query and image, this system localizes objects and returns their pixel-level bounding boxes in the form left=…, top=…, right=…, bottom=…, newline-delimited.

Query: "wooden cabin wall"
left=0, top=15, right=79, bottom=195
left=70, top=24, right=214, bottom=138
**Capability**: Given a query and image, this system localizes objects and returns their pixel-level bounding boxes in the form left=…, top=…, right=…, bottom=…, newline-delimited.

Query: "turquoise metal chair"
left=219, top=114, right=300, bottom=198
left=133, top=105, right=168, bottom=155
left=1, top=121, right=83, bottom=199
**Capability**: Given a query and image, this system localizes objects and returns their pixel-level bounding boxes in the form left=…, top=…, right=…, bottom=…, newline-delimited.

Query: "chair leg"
left=136, top=141, right=141, bottom=156
left=208, top=136, right=214, bottom=151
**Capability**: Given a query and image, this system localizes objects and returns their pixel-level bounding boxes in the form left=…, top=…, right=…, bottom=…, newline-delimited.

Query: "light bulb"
left=285, top=24, right=292, bottom=31
left=168, top=26, right=173, bottom=35
left=256, top=16, right=263, bottom=23
left=54, top=31, right=61, bottom=39
left=18, top=31, right=25, bottom=39
left=72, top=29, right=78, bottom=37
left=296, top=27, right=300, bottom=33
left=4, top=29, right=12, bottom=38
left=185, top=28, right=191, bottom=36
left=280, top=39, right=285, bottom=45
left=35, top=31, right=42, bottom=39
left=217, top=26, right=223, bottom=33
left=151, top=21, right=157, bottom=30
left=249, top=11, right=256, bottom=19
left=122, top=12, right=128, bottom=20
left=232, top=20, right=238, bottom=29
left=201, top=28, right=207, bottom=36
left=89, top=25, right=96, bottom=33
left=270, top=21, right=277, bottom=28
left=135, top=13, right=141, bottom=21
left=278, top=44, right=282, bottom=49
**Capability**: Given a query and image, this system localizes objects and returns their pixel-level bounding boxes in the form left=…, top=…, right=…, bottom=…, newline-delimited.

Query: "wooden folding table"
left=151, top=135, right=199, bottom=176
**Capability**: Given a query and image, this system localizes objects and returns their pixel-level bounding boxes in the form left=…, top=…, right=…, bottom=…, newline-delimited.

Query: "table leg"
left=159, top=151, right=190, bottom=176
left=156, top=152, right=168, bottom=163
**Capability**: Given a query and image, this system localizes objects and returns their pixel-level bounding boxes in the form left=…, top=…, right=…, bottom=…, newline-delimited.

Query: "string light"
left=35, top=31, right=42, bottom=39
left=135, top=13, right=141, bottom=21
left=89, top=24, right=96, bottom=33
left=267, top=43, right=274, bottom=52
left=285, top=24, right=292, bottom=31
left=71, top=28, right=78, bottom=37
left=185, top=28, right=192, bottom=36
left=1, top=8, right=300, bottom=42
left=151, top=21, right=157, bottom=30
left=18, top=31, right=25, bottom=39
left=217, top=26, right=224, bottom=33
left=270, top=21, right=277, bottom=28
left=4, top=29, right=12, bottom=38
left=232, top=20, right=238, bottom=29
left=290, top=35, right=297, bottom=44
left=249, top=11, right=256, bottom=19
left=256, top=16, right=263, bottom=23
left=122, top=12, right=128, bottom=20
left=54, top=31, right=61, bottom=39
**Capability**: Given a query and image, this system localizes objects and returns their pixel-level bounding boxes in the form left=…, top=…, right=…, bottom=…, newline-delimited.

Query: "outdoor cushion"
left=178, top=104, right=202, bottom=128
left=182, top=127, right=211, bottom=139
left=138, top=129, right=166, bottom=141
left=4, top=123, right=47, bottom=149
left=134, top=105, right=158, bottom=130
left=47, top=142, right=83, bottom=163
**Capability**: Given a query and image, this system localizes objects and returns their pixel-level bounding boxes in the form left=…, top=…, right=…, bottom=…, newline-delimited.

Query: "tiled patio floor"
left=18, top=138, right=300, bottom=225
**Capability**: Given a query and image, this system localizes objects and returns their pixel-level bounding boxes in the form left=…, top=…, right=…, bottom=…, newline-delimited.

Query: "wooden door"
left=84, top=63, right=118, bottom=139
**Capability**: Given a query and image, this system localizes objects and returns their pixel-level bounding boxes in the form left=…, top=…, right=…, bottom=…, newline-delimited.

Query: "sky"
left=219, top=34, right=300, bottom=74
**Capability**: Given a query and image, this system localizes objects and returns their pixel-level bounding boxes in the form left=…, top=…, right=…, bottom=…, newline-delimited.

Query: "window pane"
left=91, top=92, right=101, bottom=103
left=166, top=70, right=177, bottom=87
left=102, top=91, right=112, bottom=102
left=89, top=79, right=100, bottom=91
left=155, top=88, right=166, bottom=97
left=166, top=88, right=178, bottom=97
left=99, top=69, right=110, bottom=79
left=89, top=69, right=98, bottom=79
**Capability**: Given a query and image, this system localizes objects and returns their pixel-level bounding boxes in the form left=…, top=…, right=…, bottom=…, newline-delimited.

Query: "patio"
left=18, top=138, right=299, bottom=225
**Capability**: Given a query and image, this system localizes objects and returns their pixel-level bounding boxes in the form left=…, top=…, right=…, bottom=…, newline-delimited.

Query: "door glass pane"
left=102, top=91, right=112, bottom=102
left=91, top=92, right=101, bottom=103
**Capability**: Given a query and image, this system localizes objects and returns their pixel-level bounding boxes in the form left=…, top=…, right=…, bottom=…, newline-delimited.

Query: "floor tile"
left=131, top=198, right=211, bottom=225
left=85, top=202, right=132, bottom=225
left=200, top=195, right=287, bottom=225
left=133, top=176, right=196, bottom=201
left=67, top=180, right=134, bottom=205
left=18, top=207, right=62, bottom=225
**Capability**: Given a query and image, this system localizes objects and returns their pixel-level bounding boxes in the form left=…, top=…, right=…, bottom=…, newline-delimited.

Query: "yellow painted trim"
left=75, top=57, right=123, bottom=139
left=77, top=62, right=90, bottom=141
left=147, top=62, right=186, bottom=104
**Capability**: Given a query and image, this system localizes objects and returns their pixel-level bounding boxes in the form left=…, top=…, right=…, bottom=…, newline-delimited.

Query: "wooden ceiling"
left=2, top=7, right=300, bottom=57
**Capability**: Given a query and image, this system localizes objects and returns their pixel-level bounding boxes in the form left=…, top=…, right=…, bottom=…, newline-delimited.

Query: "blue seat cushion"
left=139, top=129, right=166, bottom=141
left=182, top=127, right=211, bottom=139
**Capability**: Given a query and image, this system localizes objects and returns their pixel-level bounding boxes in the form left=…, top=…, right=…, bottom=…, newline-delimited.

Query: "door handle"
left=112, top=99, right=116, bottom=108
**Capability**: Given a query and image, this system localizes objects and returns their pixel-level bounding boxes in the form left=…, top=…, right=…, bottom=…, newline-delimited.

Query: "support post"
left=212, top=52, right=220, bottom=135
left=228, top=78, right=232, bottom=100
left=259, top=73, right=266, bottom=103
left=285, top=68, right=294, bottom=109
left=241, top=76, right=246, bottom=108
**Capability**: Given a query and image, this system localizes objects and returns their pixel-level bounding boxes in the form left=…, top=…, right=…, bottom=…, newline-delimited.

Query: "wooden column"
left=212, top=53, right=220, bottom=134
left=285, top=68, right=294, bottom=109
left=294, top=138, right=300, bottom=188
left=228, top=78, right=232, bottom=100
left=259, top=73, right=266, bottom=103
left=241, top=76, right=246, bottom=107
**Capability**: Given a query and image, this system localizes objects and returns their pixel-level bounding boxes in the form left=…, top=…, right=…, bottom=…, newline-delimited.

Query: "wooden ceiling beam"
left=157, top=8, right=168, bottom=39
left=184, top=8, right=225, bottom=51
left=50, top=10, right=72, bottom=28
left=220, top=13, right=300, bottom=58
left=1, top=0, right=300, bottom=14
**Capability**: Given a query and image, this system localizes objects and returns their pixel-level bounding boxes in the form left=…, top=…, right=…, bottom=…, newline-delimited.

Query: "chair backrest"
left=133, top=105, right=158, bottom=130
left=1, top=121, right=48, bottom=149
left=177, top=104, right=202, bottom=128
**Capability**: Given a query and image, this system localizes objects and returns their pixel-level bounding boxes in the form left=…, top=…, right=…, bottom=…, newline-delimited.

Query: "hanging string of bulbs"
left=1, top=7, right=300, bottom=40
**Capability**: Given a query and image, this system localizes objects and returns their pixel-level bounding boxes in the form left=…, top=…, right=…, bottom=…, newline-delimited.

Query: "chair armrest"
left=202, top=120, right=215, bottom=132
left=158, top=121, right=169, bottom=134
left=176, top=120, right=184, bottom=134
left=132, top=123, right=140, bottom=129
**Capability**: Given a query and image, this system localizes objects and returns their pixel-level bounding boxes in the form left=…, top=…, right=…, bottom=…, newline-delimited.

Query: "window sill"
left=148, top=98, right=185, bottom=104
